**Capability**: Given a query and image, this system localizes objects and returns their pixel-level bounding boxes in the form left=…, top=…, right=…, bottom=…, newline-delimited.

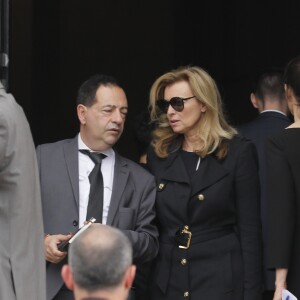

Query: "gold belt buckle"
left=179, top=225, right=192, bottom=249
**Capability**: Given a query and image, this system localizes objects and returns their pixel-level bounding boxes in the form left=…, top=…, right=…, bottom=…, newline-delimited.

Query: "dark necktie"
left=79, top=150, right=107, bottom=223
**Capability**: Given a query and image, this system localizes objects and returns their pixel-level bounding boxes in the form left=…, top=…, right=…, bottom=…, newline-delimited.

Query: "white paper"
left=69, top=217, right=96, bottom=244
left=282, top=289, right=297, bottom=300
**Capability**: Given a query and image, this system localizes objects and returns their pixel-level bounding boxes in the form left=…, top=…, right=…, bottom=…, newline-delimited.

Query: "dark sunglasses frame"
left=156, top=96, right=196, bottom=113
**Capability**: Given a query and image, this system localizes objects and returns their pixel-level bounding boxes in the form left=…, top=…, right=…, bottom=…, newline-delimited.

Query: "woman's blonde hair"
left=149, top=66, right=237, bottom=158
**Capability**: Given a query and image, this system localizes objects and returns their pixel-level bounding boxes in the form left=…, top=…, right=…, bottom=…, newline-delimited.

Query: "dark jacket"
left=239, top=111, right=291, bottom=290
left=147, top=135, right=263, bottom=300
left=267, top=128, right=300, bottom=298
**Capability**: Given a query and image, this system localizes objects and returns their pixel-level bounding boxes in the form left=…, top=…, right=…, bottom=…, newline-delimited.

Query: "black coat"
left=239, top=111, right=291, bottom=290
left=267, top=128, right=300, bottom=298
left=147, top=136, right=263, bottom=300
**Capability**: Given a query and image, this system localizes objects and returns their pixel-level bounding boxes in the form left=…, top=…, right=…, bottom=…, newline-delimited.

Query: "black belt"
left=160, top=226, right=234, bottom=249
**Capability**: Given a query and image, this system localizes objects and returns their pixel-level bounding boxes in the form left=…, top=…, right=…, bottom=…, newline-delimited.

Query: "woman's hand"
left=273, top=268, right=288, bottom=300
left=273, top=285, right=285, bottom=300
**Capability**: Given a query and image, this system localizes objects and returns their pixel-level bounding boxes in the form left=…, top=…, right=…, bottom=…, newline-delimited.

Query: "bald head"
left=68, top=224, right=133, bottom=293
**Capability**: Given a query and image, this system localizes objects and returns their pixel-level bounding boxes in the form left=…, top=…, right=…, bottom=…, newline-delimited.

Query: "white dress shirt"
left=78, top=134, right=115, bottom=226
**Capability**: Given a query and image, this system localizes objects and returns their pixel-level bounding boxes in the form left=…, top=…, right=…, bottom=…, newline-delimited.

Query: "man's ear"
left=285, top=84, right=293, bottom=100
left=61, top=264, right=75, bottom=291
left=250, top=93, right=259, bottom=109
left=77, top=104, right=87, bottom=125
left=124, top=265, right=136, bottom=290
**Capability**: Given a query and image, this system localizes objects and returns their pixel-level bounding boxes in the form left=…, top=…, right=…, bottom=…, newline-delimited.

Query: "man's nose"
left=112, top=109, right=124, bottom=123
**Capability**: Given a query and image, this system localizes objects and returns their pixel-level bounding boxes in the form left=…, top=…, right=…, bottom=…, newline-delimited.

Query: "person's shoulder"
left=238, top=119, right=257, bottom=130
left=238, top=117, right=260, bottom=133
left=117, top=153, right=154, bottom=178
left=228, top=134, right=254, bottom=148
left=146, top=145, right=156, bottom=160
left=220, top=135, right=258, bottom=167
left=261, top=111, right=292, bottom=127
left=265, top=129, right=290, bottom=154
left=224, top=135, right=257, bottom=159
left=269, top=128, right=299, bottom=145
left=0, top=93, right=23, bottom=120
left=37, top=137, right=75, bottom=151
left=146, top=145, right=171, bottom=171
left=146, top=144, right=170, bottom=161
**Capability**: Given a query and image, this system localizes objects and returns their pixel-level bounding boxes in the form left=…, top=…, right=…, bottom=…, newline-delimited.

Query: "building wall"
left=9, top=0, right=300, bottom=161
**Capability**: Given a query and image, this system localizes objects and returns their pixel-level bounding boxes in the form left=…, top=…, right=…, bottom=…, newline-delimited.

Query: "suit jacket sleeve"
left=120, top=173, right=158, bottom=264
left=266, top=134, right=294, bottom=269
left=0, top=87, right=46, bottom=300
left=0, top=111, right=8, bottom=164
left=235, top=140, right=263, bottom=299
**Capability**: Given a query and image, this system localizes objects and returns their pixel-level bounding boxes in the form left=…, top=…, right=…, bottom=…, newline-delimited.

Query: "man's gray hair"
left=68, top=224, right=133, bottom=292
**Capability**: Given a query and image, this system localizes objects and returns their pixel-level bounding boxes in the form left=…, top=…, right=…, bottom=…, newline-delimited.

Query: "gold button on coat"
left=197, top=194, right=204, bottom=201
left=181, top=258, right=187, bottom=265
left=158, top=183, right=165, bottom=190
left=183, top=291, right=189, bottom=297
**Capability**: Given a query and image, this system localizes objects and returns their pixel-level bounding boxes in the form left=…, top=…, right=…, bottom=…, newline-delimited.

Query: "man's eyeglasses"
left=156, top=96, right=196, bottom=113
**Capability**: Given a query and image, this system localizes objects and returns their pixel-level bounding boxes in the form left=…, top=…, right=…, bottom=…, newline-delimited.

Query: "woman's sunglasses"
left=156, top=96, right=196, bottom=113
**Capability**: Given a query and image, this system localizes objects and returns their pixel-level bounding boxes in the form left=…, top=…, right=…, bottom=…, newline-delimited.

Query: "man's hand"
left=44, top=234, right=72, bottom=263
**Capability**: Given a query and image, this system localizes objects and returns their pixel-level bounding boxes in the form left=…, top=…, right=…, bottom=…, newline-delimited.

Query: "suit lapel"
left=160, top=150, right=228, bottom=196
left=63, top=136, right=80, bottom=208
left=190, top=155, right=228, bottom=196
left=106, top=153, right=129, bottom=225
left=160, top=151, right=190, bottom=184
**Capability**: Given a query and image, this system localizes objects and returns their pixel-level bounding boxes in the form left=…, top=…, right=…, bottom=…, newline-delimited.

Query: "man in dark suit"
left=239, top=70, right=291, bottom=300
left=38, top=74, right=158, bottom=300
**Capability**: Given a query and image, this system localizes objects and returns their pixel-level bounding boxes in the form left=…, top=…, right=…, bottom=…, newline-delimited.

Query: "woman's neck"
left=290, top=105, right=300, bottom=127
left=182, top=135, right=202, bottom=152
left=288, top=120, right=300, bottom=128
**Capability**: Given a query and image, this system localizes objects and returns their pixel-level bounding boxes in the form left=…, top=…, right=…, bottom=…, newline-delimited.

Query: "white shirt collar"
left=78, top=133, right=114, bottom=158
left=260, top=109, right=287, bottom=116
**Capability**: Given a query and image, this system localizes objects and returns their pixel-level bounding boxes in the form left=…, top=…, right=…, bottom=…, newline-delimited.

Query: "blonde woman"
left=147, top=66, right=263, bottom=299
